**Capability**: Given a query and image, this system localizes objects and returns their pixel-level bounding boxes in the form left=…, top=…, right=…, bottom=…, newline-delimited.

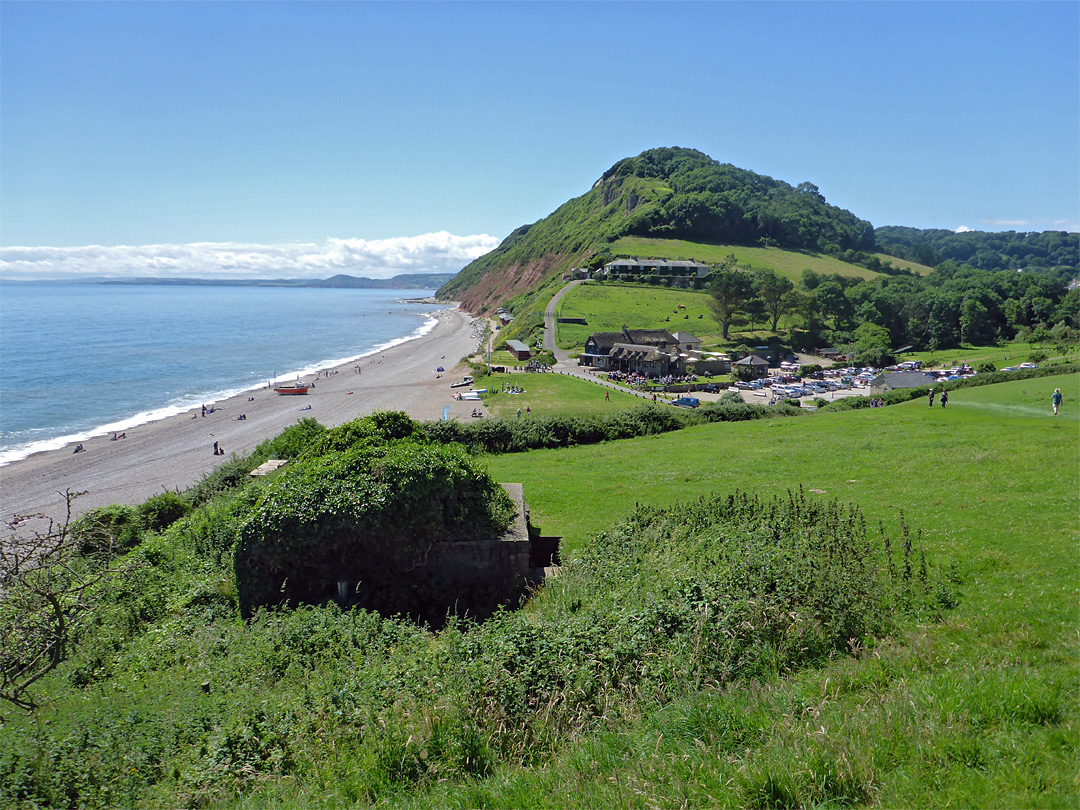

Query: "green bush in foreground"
left=234, top=434, right=515, bottom=618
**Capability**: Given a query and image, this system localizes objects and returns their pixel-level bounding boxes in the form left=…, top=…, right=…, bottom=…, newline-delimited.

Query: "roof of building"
left=505, top=339, right=531, bottom=353
left=604, top=259, right=711, bottom=270
left=623, top=328, right=677, bottom=347
left=609, top=343, right=672, bottom=363
left=673, top=332, right=701, bottom=342
left=735, top=354, right=769, bottom=366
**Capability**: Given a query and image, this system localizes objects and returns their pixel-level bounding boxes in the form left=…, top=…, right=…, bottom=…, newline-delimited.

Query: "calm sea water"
left=0, top=282, right=445, bottom=465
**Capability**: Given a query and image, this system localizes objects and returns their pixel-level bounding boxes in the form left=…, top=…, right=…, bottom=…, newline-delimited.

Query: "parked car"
left=671, top=396, right=700, bottom=408
left=703, top=383, right=723, bottom=393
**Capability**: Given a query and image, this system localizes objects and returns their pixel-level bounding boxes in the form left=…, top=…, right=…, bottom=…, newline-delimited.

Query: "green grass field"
left=477, top=371, right=655, bottom=418
left=3, top=372, right=1075, bottom=809
left=553, top=283, right=717, bottom=350
left=470, top=371, right=1078, bottom=807
left=609, top=236, right=933, bottom=281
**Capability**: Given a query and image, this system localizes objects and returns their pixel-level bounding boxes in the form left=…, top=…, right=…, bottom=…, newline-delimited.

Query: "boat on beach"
left=449, top=376, right=475, bottom=389
left=274, top=382, right=310, bottom=395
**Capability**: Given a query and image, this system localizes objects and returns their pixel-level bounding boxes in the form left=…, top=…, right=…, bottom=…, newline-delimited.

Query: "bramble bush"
left=418, top=402, right=801, bottom=454
left=233, top=434, right=515, bottom=617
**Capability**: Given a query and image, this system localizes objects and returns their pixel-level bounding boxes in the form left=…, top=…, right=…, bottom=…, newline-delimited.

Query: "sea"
left=0, top=282, right=446, bottom=466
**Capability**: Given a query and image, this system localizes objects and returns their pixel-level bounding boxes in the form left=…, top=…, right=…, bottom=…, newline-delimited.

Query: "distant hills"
left=100, top=272, right=456, bottom=290
left=437, top=146, right=1077, bottom=313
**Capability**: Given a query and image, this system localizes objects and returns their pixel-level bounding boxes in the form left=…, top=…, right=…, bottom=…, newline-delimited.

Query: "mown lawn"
left=477, top=371, right=653, bottom=419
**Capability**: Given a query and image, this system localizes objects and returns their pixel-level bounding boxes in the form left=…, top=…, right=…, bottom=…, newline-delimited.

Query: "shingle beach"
left=1, top=307, right=485, bottom=527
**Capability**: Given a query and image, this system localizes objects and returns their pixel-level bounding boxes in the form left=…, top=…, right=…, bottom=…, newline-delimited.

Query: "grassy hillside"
left=553, top=283, right=717, bottom=350
left=1, top=372, right=1075, bottom=808
left=439, top=146, right=875, bottom=314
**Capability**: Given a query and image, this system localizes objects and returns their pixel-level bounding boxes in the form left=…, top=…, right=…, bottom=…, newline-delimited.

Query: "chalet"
left=673, top=332, right=702, bottom=353
left=505, top=339, right=532, bottom=360
left=603, top=259, right=711, bottom=279
left=869, top=371, right=933, bottom=395
left=734, top=354, right=770, bottom=379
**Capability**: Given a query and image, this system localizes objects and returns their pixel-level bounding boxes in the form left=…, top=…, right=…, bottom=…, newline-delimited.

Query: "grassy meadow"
left=475, top=371, right=654, bottom=419
left=1, top=368, right=1075, bottom=809
left=553, top=283, right=717, bottom=350
left=474, top=371, right=1078, bottom=807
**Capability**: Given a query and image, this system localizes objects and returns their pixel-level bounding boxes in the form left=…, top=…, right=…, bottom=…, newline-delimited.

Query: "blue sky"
left=1, top=1, right=1077, bottom=278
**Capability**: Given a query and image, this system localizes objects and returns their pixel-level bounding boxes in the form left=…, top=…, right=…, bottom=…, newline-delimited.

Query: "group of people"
left=523, top=361, right=552, bottom=372
left=928, top=389, right=949, bottom=408
left=867, top=399, right=886, bottom=408
left=502, top=382, right=526, bottom=394
left=470, top=408, right=484, bottom=418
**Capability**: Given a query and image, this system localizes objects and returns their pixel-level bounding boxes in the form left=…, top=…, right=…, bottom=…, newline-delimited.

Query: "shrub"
left=1028, top=350, right=1048, bottom=364
left=302, top=410, right=418, bottom=458
left=73, top=504, right=142, bottom=555
left=252, top=416, right=326, bottom=461
left=234, top=437, right=515, bottom=618
left=136, top=491, right=190, bottom=533
left=976, top=361, right=997, bottom=373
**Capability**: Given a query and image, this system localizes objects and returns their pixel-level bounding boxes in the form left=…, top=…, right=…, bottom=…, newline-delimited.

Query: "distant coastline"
left=0, top=272, right=455, bottom=290
left=102, top=272, right=456, bottom=290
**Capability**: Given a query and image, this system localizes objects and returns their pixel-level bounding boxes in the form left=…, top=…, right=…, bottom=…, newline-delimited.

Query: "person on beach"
left=1052, top=388, right=1062, bottom=415
left=213, top=441, right=219, bottom=455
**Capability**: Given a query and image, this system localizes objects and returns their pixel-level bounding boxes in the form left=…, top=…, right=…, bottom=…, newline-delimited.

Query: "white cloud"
left=954, top=225, right=974, bottom=233
left=0, top=231, right=500, bottom=281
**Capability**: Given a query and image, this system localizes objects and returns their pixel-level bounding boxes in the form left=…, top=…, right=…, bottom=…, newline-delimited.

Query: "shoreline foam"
left=1, top=306, right=486, bottom=529
left=0, top=312, right=444, bottom=468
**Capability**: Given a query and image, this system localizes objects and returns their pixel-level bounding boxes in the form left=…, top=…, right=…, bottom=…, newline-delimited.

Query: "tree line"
left=707, top=257, right=1078, bottom=362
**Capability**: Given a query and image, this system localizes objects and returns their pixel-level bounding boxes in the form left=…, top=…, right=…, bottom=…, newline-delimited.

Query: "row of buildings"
left=567, top=259, right=713, bottom=287
left=578, top=327, right=754, bottom=378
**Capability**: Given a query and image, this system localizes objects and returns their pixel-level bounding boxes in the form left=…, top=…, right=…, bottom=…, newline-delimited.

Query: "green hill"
left=438, top=146, right=875, bottom=312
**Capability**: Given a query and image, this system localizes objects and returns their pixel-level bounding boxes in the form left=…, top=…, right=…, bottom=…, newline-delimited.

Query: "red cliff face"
left=454, top=253, right=569, bottom=315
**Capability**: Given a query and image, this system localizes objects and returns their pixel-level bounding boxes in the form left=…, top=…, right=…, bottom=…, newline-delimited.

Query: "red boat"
left=274, top=383, right=310, bottom=395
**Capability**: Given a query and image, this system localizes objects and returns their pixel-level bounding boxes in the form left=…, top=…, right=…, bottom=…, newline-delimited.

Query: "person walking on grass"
left=1052, top=388, right=1062, bottom=415
left=928, top=389, right=935, bottom=408
left=940, top=389, right=948, bottom=408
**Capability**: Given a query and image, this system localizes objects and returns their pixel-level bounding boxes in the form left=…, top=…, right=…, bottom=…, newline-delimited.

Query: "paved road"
left=543, top=279, right=584, bottom=367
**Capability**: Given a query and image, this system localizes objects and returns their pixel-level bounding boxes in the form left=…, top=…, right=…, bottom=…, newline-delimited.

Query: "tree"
left=754, top=268, right=795, bottom=331
left=707, top=264, right=753, bottom=340
left=0, top=491, right=117, bottom=711
left=744, top=297, right=767, bottom=332
left=850, top=322, right=893, bottom=366
left=960, top=298, right=991, bottom=345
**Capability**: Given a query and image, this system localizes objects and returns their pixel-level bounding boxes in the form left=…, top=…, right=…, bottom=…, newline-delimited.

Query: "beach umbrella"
left=436, top=366, right=445, bottom=372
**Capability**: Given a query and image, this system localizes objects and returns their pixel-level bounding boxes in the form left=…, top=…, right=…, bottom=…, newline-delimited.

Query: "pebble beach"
left=1, top=307, right=486, bottom=528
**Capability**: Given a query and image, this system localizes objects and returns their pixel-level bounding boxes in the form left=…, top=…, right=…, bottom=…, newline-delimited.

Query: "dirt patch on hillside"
left=457, top=253, right=570, bottom=314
